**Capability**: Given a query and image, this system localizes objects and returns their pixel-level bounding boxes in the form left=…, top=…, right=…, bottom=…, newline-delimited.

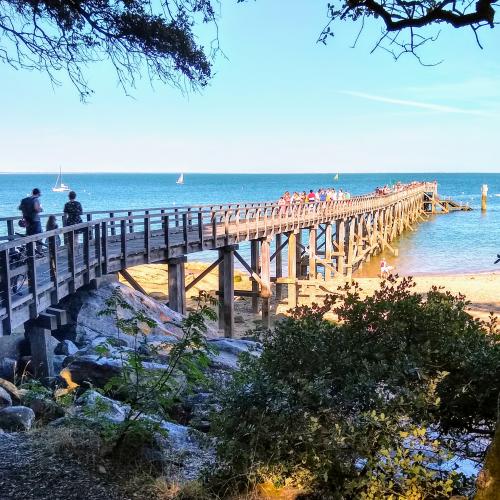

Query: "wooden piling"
left=260, top=239, right=271, bottom=329
left=308, top=227, right=317, bottom=279
left=250, top=240, right=259, bottom=313
left=275, top=233, right=283, bottom=300
left=167, top=256, right=186, bottom=315
left=482, top=184, right=488, bottom=212
left=287, top=231, right=297, bottom=308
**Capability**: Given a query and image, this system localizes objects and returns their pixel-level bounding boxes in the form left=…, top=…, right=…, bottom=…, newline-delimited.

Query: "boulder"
left=0, top=357, right=18, bottom=381
left=75, top=390, right=130, bottom=424
left=58, top=282, right=189, bottom=348
left=0, top=378, right=21, bottom=402
left=62, top=355, right=123, bottom=388
left=55, top=340, right=79, bottom=356
left=0, top=406, right=35, bottom=431
left=62, top=354, right=176, bottom=390
left=0, top=387, right=12, bottom=409
left=208, top=338, right=262, bottom=370
left=26, top=397, right=65, bottom=423
left=53, top=354, right=66, bottom=375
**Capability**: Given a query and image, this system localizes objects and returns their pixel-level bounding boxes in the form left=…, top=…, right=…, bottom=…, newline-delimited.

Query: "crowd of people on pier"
left=276, top=181, right=424, bottom=207
left=276, top=187, right=352, bottom=208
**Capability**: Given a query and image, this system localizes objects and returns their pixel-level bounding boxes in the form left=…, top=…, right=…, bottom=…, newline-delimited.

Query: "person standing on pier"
left=19, top=188, right=43, bottom=243
left=63, top=191, right=83, bottom=227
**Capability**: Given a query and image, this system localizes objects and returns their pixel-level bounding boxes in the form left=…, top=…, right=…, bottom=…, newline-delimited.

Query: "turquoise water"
left=0, top=173, right=499, bottom=275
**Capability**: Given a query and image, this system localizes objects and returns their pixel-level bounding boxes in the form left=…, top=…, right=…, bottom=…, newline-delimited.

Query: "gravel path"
left=0, top=432, right=131, bottom=500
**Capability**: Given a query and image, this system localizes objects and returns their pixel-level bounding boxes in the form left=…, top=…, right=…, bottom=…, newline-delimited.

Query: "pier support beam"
left=308, top=227, right=317, bottom=279
left=260, top=239, right=271, bottom=329
left=167, top=256, right=186, bottom=315
left=325, top=223, right=333, bottom=280
left=218, top=246, right=235, bottom=338
left=287, top=231, right=297, bottom=308
left=336, top=219, right=345, bottom=276
left=275, top=234, right=283, bottom=301
left=250, top=240, right=259, bottom=314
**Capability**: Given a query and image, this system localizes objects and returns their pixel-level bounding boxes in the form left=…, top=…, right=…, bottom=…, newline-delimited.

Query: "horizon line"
left=1, top=170, right=499, bottom=175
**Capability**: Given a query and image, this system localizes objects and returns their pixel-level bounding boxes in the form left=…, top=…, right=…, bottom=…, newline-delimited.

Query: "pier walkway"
left=0, top=181, right=449, bottom=377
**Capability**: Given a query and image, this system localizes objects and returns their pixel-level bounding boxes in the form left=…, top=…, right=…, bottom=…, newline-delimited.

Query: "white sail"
left=52, top=167, right=71, bottom=192
left=176, top=173, right=184, bottom=185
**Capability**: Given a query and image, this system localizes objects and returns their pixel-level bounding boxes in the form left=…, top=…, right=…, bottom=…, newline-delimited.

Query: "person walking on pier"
left=18, top=189, right=44, bottom=254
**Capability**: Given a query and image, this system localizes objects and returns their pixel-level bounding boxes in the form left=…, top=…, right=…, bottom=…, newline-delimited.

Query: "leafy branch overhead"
left=0, top=0, right=215, bottom=98
left=1, top=1, right=498, bottom=96
left=318, top=0, right=498, bottom=60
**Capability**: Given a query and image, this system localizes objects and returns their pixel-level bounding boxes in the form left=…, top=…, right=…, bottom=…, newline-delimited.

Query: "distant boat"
left=333, top=173, right=339, bottom=181
left=52, top=167, right=71, bottom=192
left=176, top=173, right=184, bottom=185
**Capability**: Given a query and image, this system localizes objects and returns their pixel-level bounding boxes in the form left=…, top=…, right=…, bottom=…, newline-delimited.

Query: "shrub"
left=209, top=276, right=498, bottom=497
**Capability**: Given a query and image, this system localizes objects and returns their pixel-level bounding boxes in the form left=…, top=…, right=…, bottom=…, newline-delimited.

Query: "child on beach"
left=380, top=259, right=394, bottom=278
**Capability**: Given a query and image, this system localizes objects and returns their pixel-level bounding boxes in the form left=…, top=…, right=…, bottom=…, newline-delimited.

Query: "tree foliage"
left=209, top=276, right=499, bottom=497
left=317, top=0, right=498, bottom=61
left=0, top=0, right=216, bottom=98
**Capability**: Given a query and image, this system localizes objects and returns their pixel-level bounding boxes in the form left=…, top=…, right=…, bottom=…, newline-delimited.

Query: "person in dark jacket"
left=63, top=191, right=83, bottom=226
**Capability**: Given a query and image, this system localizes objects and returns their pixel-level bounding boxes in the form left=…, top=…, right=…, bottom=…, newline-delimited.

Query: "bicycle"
left=8, top=233, right=47, bottom=295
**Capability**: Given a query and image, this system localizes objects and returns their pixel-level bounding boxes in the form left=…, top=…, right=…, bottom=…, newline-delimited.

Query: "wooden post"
left=260, top=239, right=271, bottom=329
left=218, top=246, right=235, bottom=337
left=287, top=231, right=297, bottom=308
left=346, top=217, right=355, bottom=278
left=167, top=256, right=186, bottom=315
left=324, top=223, right=332, bottom=280
left=26, top=323, right=54, bottom=383
left=308, top=227, right=317, bottom=279
left=296, top=230, right=303, bottom=277
left=482, top=184, right=488, bottom=212
left=275, top=233, right=283, bottom=300
left=250, top=240, right=259, bottom=313
left=336, top=219, right=345, bottom=276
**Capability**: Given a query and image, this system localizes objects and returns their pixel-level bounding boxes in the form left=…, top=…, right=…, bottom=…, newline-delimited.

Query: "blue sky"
left=1, top=1, right=499, bottom=173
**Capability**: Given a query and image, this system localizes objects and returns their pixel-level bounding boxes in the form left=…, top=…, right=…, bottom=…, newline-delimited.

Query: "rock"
left=75, top=390, right=130, bottom=424
left=26, top=397, right=65, bottom=423
left=0, top=406, right=35, bottom=431
left=0, top=333, right=26, bottom=360
left=58, top=282, right=189, bottom=348
left=0, top=387, right=12, bottom=409
left=53, top=354, right=66, bottom=374
left=0, top=357, right=18, bottom=381
left=55, top=340, right=79, bottom=356
left=154, top=420, right=215, bottom=481
left=208, top=338, right=262, bottom=370
left=0, top=378, right=21, bottom=402
left=62, top=355, right=122, bottom=388
left=234, top=315, right=245, bottom=324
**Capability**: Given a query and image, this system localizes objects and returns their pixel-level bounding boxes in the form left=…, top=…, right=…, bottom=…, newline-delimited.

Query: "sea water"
left=0, top=172, right=498, bottom=275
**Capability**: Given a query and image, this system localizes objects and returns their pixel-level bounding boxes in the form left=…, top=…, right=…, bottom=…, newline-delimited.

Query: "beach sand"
left=120, top=263, right=500, bottom=337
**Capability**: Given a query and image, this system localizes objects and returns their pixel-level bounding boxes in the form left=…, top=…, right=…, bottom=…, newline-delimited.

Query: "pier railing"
left=0, top=182, right=436, bottom=335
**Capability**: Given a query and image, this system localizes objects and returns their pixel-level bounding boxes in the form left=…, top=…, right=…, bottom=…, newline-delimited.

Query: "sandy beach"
left=120, top=262, right=500, bottom=336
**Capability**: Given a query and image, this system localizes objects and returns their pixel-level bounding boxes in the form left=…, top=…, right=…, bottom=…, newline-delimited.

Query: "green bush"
left=209, top=276, right=499, bottom=498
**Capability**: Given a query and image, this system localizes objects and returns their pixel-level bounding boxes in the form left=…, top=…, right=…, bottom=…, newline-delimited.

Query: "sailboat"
left=52, top=167, right=71, bottom=192
left=333, top=173, right=339, bottom=181
left=176, top=173, right=184, bottom=185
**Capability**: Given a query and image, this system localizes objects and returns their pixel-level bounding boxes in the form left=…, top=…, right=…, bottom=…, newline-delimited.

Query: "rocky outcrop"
left=0, top=387, right=12, bottom=409
left=58, top=282, right=190, bottom=348
left=74, top=390, right=131, bottom=423
left=0, top=406, right=35, bottom=431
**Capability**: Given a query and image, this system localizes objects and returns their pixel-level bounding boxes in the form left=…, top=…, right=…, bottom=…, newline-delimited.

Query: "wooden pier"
left=0, top=182, right=450, bottom=361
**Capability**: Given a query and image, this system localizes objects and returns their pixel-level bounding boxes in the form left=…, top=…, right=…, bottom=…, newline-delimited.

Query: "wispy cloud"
left=341, top=90, right=490, bottom=116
